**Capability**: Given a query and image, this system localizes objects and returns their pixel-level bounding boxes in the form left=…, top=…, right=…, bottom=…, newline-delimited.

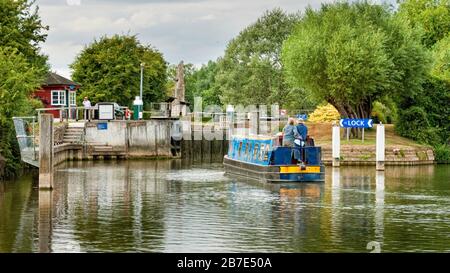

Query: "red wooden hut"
left=33, top=72, right=81, bottom=118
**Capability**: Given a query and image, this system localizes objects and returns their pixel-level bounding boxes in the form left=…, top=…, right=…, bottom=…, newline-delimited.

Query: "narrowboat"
left=224, top=135, right=325, bottom=183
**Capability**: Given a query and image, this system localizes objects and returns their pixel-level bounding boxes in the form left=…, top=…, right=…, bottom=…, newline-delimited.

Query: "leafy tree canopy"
left=282, top=1, right=430, bottom=119
left=71, top=35, right=168, bottom=108
left=0, top=0, right=49, bottom=69
left=397, top=0, right=450, bottom=47
left=0, top=47, right=45, bottom=177
left=431, top=33, right=450, bottom=82
left=216, top=8, right=314, bottom=110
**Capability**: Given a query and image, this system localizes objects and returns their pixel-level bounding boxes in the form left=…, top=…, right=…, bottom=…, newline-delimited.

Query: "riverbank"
left=308, top=123, right=435, bottom=165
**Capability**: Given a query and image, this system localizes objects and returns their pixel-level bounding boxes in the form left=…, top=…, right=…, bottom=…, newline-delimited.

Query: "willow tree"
left=398, top=0, right=450, bottom=48
left=282, top=1, right=429, bottom=120
left=215, top=9, right=317, bottom=110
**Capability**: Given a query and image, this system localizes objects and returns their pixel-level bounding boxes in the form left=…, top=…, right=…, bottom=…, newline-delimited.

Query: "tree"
left=0, top=0, right=48, bottom=178
left=0, top=47, right=45, bottom=177
left=168, top=60, right=222, bottom=108
left=397, top=0, right=450, bottom=48
left=396, top=76, right=450, bottom=145
left=188, top=61, right=221, bottom=107
left=282, top=1, right=429, bottom=120
left=216, top=8, right=312, bottom=109
left=0, top=0, right=49, bottom=69
left=431, top=33, right=450, bottom=82
left=71, top=35, right=168, bottom=108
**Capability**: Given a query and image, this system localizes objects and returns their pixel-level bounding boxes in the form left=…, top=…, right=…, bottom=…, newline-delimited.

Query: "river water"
left=0, top=161, right=449, bottom=253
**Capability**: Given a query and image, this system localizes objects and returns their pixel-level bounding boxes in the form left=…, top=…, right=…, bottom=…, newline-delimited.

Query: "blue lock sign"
left=340, top=119, right=373, bottom=129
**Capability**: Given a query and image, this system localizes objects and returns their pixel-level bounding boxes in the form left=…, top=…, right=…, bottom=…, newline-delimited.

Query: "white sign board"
left=98, top=104, right=114, bottom=120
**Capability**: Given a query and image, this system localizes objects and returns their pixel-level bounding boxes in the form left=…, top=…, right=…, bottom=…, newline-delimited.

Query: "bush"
left=396, top=106, right=431, bottom=142
left=434, top=144, right=450, bottom=163
left=371, top=101, right=397, bottom=124
left=309, top=104, right=341, bottom=123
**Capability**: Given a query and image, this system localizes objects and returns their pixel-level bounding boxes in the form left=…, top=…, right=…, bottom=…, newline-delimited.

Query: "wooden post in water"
left=332, top=124, right=340, bottom=167
left=376, top=123, right=385, bottom=171
left=39, top=114, right=54, bottom=189
left=39, top=190, right=53, bottom=253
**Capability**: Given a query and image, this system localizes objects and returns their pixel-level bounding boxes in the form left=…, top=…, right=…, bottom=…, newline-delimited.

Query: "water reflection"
left=38, top=191, right=52, bottom=253
left=0, top=163, right=450, bottom=252
left=331, top=167, right=341, bottom=246
left=375, top=171, right=385, bottom=246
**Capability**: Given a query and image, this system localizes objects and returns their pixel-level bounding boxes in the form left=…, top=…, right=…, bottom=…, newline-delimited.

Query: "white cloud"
left=35, top=0, right=395, bottom=78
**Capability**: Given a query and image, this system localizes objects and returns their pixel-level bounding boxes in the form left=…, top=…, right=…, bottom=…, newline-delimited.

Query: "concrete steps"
left=63, top=124, right=85, bottom=144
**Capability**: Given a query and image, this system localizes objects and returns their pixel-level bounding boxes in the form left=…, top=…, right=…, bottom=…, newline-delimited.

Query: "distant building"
left=33, top=72, right=81, bottom=118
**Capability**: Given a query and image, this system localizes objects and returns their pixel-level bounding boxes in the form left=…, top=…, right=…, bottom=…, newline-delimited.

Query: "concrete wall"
left=85, top=121, right=127, bottom=148
left=53, top=144, right=83, bottom=166
left=84, top=120, right=172, bottom=158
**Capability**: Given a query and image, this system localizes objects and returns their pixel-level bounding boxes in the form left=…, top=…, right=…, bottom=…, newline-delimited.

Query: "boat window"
left=247, top=143, right=253, bottom=160
left=264, top=145, right=270, bottom=161
left=244, top=142, right=249, bottom=158
left=253, top=144, right=259, bottom=160
left=260, top=144, right=265, bottom=161
left=238, top=142, right=243, bottom=157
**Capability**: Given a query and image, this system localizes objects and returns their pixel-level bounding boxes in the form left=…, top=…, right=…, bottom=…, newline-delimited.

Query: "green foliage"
left=431, top=33, right=450, bottom=82
left=0, top=0, right=49, bottom=68
left=434, top=144, right=450, bottom=162
left=216, top=9, right=313, bottom=109
left=0, top=47, right=45, bottom=177
left=71, top=35, right=168, bottom=108
left=398, top=0, right=450, bottom=48
left=189, top=61, right=221, bottom=107
left=0, top=0, right=49, bottom=178
left=167, top=61, right=220, bottom=108
left=282, top=1, right=430, bottom=119
left=371, top=100, right=397, bottom=124
left=395, top=75, right=450, bottom=146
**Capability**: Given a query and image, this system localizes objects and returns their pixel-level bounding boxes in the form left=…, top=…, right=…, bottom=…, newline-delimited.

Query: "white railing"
left=36, top=105, right=130, bottom=123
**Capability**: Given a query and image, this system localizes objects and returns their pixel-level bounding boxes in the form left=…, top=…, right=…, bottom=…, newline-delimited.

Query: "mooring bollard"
left=332, top=123, right=340, bottom=167
left=376, top=123, right=385, bottom=171
left=39, top=114, right=54, bottom=189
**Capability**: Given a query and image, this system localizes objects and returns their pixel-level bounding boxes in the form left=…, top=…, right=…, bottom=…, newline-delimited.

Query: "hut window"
left=51, top=90, right=66, bottom=106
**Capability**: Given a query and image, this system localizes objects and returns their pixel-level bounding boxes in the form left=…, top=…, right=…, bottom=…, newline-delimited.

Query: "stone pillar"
left=376, top=124, right=385, bottom=171
left=39, top=114, right=54, bottom=189
left=332, top=124, right=340, bottom=167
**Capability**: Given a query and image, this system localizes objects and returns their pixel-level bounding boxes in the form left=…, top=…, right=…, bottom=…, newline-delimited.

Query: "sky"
left=36, top=0, right=396, bottom=79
